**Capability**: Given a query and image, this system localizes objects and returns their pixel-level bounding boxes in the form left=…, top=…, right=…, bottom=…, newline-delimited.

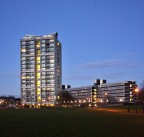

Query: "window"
left=41, top=80, right=46, bottom=83
left=37, top=50, right=40, bottom=55
left=37, top=65, right=40, bottom=70
left=41, top=40, right=45, bottom=43
left=30, top=45, right=34, bottom=48
left=37, top=57, right=40, bottom=63
left=41, top=44, right=45, bottom=47
left=41, top=64, right=45, bottom=67
left=21, top=63, right=26, bottom=68
left=21, top=61, right=26, bottom=64
left=21, top=49, right=26, bottom=52
left=30, top=41, right=34, bottom=44
left=41, top=56, right=45, bottom=59
left=41, top=68, right=45, bottom=70
left=37, top=81, right=41, bottom=86
left=30, top=49, right=34, bottom=52
left=41, top=48, right=45, bottom=51
left=37, top=73, right=40, bottom=79
left=21, top=41, right=26, bottom=45
left=41, top=72, right=46, bottom=75
left=50, top=60, right=54, bottom=63
left=41, top=75, right=46, bottom=78
left=49, top=39, right=54, bottom=43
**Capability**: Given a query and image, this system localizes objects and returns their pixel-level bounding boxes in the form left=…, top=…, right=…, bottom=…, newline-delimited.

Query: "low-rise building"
left=62, top=79, right=137, bottom=106
left=95, top=80, right=137, bottom=104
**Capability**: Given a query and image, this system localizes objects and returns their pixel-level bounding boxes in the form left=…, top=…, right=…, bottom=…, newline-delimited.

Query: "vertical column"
left=35, top=41, right=41, bottom=104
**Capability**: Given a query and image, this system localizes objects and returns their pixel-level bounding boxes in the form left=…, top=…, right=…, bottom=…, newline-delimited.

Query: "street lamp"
left=134, top=87, right=139, bottom=113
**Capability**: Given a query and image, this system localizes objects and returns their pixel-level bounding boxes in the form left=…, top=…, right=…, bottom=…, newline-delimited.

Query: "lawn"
left=0, top=108, right=144, bottom=137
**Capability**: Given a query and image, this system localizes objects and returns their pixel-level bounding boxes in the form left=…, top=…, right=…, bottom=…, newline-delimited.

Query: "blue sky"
left=0, top=0, right=144, bottom=96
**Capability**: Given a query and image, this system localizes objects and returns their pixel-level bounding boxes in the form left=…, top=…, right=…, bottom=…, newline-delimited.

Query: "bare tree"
left=57, top=90, right=75, bottom=106
left=140, top=81, right=144, bottom=90
left=138, top=81, right=144, bottom=102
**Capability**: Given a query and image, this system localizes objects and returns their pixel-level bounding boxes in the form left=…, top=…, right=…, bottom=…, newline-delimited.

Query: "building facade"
left=20, top=33, right=62, bottom=106
left=64, top=86, right=92, bottom=103
left=95, top=80, right=137, bottom=104
left=62, top=80, right=137, bottom=106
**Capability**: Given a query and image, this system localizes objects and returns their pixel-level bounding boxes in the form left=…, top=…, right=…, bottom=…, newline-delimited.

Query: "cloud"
left=63, top=71, right=130, bottom=85
left=81, top=60, right=144, bottom=69
left=64, top=72, right=127, bottom=81
left=103, top=72, right=128, bottom=79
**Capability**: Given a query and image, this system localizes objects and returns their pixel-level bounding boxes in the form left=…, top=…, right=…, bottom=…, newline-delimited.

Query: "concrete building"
left=63, top=86, right=92, bottom=103
left=62, top=80, right=137, bottom=106
left=95, top=80, right=137, bottom=104
left=20, top=32, right=62, bottom=106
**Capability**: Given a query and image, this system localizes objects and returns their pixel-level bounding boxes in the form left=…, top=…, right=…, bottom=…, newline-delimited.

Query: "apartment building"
left=20, top=32, right=62, bottom=106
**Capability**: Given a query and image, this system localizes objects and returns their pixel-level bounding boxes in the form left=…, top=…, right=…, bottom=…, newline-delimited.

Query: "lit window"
left=21, top=76, right=26, bottom=79
left=37, top=44, right=40, bottom=48
left=37, top=41, right=40, bottom=48
left=37, top=88, right=41, bottom=94
left=21, top=49, right=26, bottom=52
left=120, top=99, right=123, bottom=102
left=130, top=84, right=132, bottom=87
left=37, top=80, right=40, bottom=86
left=37, top=96, right=41, bottom=102
left=37, top=73, right=40, bottom=78
left=37, top=50, right=40, bottom=55
left=50, top=60, right=54, bottom=63
left=37, top=65, right=40, bottom=70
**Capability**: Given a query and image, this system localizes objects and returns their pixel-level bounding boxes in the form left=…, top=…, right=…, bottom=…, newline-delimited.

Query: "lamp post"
left=134, top=87, right=139, bottom=113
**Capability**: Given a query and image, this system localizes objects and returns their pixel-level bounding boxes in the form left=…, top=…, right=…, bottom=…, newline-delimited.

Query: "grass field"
left=0, top=108, right=144, bottom=137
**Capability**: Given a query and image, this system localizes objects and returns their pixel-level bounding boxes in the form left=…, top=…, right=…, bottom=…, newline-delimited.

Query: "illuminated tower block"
left=20, top=32, right=62, bottom=106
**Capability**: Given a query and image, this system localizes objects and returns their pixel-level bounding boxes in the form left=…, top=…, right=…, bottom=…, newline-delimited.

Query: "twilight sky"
left=0, top=0, right=144, bottom=97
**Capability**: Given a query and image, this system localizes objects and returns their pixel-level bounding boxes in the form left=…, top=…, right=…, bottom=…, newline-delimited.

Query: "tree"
left=140, top=81, right=144, bottom=90
left=57, top=90, right=75, bottom=106
left=138, top=81, right=144, bottom=102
